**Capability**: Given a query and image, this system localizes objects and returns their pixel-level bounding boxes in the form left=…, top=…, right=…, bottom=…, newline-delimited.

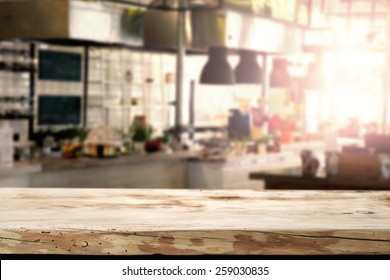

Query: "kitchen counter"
left=0, top=152, right=194, bottom=189
left=0, top=150, right=299, bottom=189
left=187, top=152, right=302, bottom=190
left=0, top=139, right=329, bottom=174
left=0, top=139, right=347, bottom=189
left=38, top=151, right=195, bottom=172
left=0, top=162, right=41, bottom=179
left=1, top=188, right=390, bottom=255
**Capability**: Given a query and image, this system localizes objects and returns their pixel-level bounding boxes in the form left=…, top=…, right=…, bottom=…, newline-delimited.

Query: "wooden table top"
left=1, top=188, right=390, bottom=255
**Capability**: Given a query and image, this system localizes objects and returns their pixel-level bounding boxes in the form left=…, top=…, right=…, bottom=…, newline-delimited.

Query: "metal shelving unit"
left=0, top=41, right=34, bottom=142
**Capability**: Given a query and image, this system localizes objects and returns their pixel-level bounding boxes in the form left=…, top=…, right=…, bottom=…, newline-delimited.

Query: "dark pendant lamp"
left=200, top=47, right=235, bottom=85
left=270, top=58, right=291, bottom=88
left=234, top=50, right=262, bottom=84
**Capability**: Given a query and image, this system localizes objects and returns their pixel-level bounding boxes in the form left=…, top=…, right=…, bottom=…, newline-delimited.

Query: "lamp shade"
left=234, top=50, right=262, bottom=84
left=270, top=58, right=291, bottom=88
left=200, top=47, right=235, bottom=85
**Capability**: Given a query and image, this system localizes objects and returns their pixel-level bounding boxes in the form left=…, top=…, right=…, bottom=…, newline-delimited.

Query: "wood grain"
left=1, top=188, right=390, bottom=255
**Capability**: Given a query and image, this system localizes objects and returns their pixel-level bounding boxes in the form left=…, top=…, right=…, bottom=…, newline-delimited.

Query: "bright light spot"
left=321, top=50, right=384, bottom=129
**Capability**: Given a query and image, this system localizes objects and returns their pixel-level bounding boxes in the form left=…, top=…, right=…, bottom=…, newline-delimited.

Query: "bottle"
left=380, top=154, right=390, bottom=180
left=326, top=151, right=338, bottom=177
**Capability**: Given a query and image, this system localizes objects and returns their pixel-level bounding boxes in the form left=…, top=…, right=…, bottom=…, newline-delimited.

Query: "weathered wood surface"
left=1, top=188, right=390, bottom=255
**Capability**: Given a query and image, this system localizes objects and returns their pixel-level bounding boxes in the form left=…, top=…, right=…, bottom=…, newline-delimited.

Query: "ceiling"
left=103, top=0, right=388, bottom=17
left=104, top=0, right=219, bottom=7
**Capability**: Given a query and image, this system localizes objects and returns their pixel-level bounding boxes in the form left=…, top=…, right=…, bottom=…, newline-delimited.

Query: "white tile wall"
left=87, top=48, right=174, bottom=137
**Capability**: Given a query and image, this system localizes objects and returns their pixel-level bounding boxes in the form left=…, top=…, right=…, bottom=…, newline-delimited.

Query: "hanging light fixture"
left=270, top=58, right=291, bottom=88
left=234, top=49, right=262, bottom=84
left=200, top=47, right=235, bottom=85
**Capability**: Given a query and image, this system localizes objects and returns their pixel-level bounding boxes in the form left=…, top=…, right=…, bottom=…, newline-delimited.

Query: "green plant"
left=54, top=128, right=88, bottom=141
left=155, top=135, right=169, bottom=144
left=130, top=123, right=153, bottom=142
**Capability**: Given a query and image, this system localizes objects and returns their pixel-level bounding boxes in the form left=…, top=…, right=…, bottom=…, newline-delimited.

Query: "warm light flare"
left=320, top=50, right=385, bottom=131
left=332, top=90, right=382, bottom=124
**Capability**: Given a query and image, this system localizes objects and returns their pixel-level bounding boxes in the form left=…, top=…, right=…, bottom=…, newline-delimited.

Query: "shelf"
left=88, top=80, right=165, bottom=86
left=0, top=96, right=32, bottom=102
left=0, top=63, right=35, bottom=73
left=303, top=44, right=386, bottom=53
left=164, top=126, right=227, bottom=134
left=88, top=80, right=125, bottom=85
left=88, top=80, right=104, bottom=84
left=87, top=104, right=104, bottom=108
left=104, top=104, right=133, bottom=109
left=0, top=115, right=33, bottom=120
left=0, top=68, right=32, bottom=73
left=194, top=126, right=227, bottom=133
left=0, top=48, right=29, bottom=56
